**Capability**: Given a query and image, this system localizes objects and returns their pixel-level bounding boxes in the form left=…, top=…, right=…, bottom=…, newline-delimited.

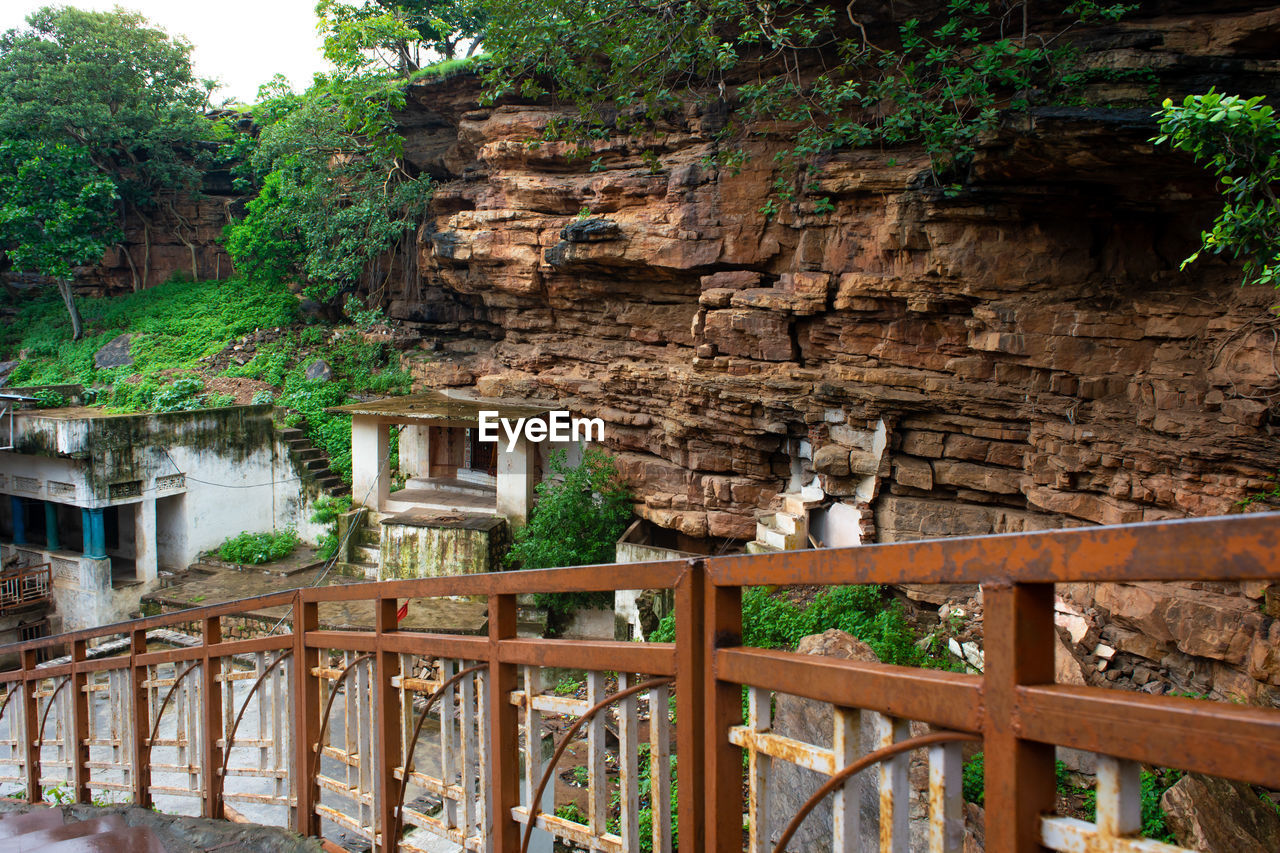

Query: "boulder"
left=812, top=444, right=852, bottom=477
left=1161, top=773, right=1280, bottom=853
left=305, top=359, right=333, bottom=381
left=94, top=334, right=134, bottom=369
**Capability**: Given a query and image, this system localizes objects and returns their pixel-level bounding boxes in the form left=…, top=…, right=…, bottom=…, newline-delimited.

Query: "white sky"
left=0, top=1, right=329, bottom=104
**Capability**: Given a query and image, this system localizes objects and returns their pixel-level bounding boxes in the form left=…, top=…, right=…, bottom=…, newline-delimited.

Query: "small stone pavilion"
left=332, top=390, right=581, bottom=580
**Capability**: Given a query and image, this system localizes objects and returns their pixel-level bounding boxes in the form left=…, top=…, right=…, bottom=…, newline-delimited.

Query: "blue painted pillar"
left=81, top=508, right=92, bottom=555
left=44, top=501, right=60, bottom=551
left=84, top=508, right=106, bottom=559
left=10, top=497, right=25, bottom=546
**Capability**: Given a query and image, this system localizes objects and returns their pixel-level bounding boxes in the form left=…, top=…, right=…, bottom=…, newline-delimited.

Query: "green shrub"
left=505, top=448, right=633, bottom=629
left=218, top=529, right=298, bottom=565
left=962, top=752, right=984, bottom=805
left=310, top=495, right=353, bottom=560
left=31, top=389, right=67, bottom=408
left=650, top=584, right=950, bottom=669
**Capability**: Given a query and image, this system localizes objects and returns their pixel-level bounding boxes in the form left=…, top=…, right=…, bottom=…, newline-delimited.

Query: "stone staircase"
left=278, top=425, right=349, bottom=498
left=0, top=809, right=165, bottom=852
left=339, top=508, right=381, bottom=580
left=748, top=489, right=823, bottom=554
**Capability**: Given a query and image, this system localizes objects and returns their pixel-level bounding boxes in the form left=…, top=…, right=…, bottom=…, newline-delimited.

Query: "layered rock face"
left=389, top=6, right=1280, bottom=544
left=373, top=5, right=1280, bottom=703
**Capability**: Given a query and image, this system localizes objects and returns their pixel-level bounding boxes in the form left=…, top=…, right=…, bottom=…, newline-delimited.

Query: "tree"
left=1154, top=90, right=1280, bottom=288
left=505, top=448, right=634, bottom=570
left=478, top=0, right=1132, bottom=206
left=223, top=76, right=433, bottom=313
left=0, top=140, right=119, bottom=339
left=317, top=0, right=485, bottom=71
left=0, top=6, right=216, bottom=289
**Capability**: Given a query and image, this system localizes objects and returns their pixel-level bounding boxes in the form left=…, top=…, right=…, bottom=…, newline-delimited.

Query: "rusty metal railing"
left=0, top=563, right=51, bottom=615
left=0, top=513, right=1271, bottom=853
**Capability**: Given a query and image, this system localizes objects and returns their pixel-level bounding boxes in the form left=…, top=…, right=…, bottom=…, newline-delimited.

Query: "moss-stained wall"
left=379, top=514, right=509, bottom=579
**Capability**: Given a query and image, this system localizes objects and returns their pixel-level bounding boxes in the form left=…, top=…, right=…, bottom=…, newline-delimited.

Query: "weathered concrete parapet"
left=379, top=510, right=510, bottom=580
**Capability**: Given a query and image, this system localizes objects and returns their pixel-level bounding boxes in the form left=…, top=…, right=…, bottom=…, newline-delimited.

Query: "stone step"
left=353, top=544, right=380, bottom=564
left=277, top=427, right=305, bottom=441
left=745, top=540, right=783, bottom=555
left=304, top=458, right=330, bottom=471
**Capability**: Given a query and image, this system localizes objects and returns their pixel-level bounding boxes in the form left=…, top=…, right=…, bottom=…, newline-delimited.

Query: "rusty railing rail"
left=0, top=562, right=51, bottom=614
left=0, top=513, right=1270, bottom=853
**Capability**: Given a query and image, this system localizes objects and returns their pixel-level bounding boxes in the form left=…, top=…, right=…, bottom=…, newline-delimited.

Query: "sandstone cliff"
left=371, top=4, right=1280, bottom=703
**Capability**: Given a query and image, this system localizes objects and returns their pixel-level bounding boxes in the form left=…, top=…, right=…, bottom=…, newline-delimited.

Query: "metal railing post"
left=71, top=638, right=90, bottom=803
left=293, top=595, right=321, bottom=837
left=202, top=615, right=224, bottom=819
left=376, top=597, right=403, bottom=853
left=488, top=592, right=520, bottom=852
left=983, top=581, right=1056, bottom=853
left=704, top=576, right=743, bottom=853
left=130, top=628, right=151, bottom=808
left=21, top=648, right=40, bottom=803
left=674, top=561, right=707, bottom=852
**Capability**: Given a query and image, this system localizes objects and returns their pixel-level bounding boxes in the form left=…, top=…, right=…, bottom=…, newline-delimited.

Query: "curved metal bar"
left=145, top=660, right=202, bottom=759
left=309, top=652, right=375, bottom=792
left=216, top=650, right=294, bottom=787
left=0, top=681, right=22, bottom=724
left=35, top=676, right=71, bottom=749
left=773, top=729, right=982, bottom=853
left=519, top=677, right=674, bottom=853
left=391, top=663, right=488, bottom=844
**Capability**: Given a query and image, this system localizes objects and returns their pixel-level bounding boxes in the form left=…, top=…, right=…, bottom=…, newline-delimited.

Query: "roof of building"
left=327, top=390, right=557, bottom=423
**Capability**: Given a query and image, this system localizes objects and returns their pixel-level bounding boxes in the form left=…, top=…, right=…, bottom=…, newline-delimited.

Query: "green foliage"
left=962, top=752, right=1179, bottom=843
left=218, top=529, right=299, bottom=565
left=0, top=7, right=214, bottom=210
left=506, top=448, right=634, bottom=570
left=223, top=75, right=433, bottom=309
left=311, top=494, right=353, bottom=560
left=480, top=0, right=1133, bottom=197
left=962, top=752, right=984, bottom=805
left=30, top=389, right=67, bottom=409
left=0, top=276, right=297, bottom=390
left=555, top=802, right=587, bottom=824
left=319, top=0, right=485, bottom=68
left=1155, top=90, right=1280, bottom=288
left=652, top=585, right=950, bottom=668
left=0, top=139, right=119, bottom=280
left=505, top=448, right=633, bottom=629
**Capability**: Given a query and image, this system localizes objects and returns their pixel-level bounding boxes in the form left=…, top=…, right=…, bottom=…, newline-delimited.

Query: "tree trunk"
left=56, top=279, right=84, bottom=341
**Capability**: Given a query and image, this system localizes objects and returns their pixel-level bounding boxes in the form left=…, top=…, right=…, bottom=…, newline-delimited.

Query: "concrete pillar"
left=44, top=501, right=60, bottom=551
left=134, top=499, right=158, bottom=583
left=84, top=508, right=106, bottom=559
left=400, top=425, right=429, bottom=481
left=497, top=435, right=537, bottom=529
left=351, top=416, right=390, bottom=511
left=10, top=497, right=25, bottom=546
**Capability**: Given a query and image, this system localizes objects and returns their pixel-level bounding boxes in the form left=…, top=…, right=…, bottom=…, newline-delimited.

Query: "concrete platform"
left=383, top=478, right=498, bottom=516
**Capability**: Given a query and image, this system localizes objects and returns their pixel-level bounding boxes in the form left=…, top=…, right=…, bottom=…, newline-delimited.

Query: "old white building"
left=0, top=394, right=318, bottom=632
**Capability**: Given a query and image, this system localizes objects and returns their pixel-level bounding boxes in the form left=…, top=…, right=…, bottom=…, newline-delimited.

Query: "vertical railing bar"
left=130, top=627, right=150, bottom=808
left=747, top=685, right=771, bottom=853
left=293, top=595, right=321, bottom=837
left=673, top=562, right=706, bottom=852
left=21, top=649, right=40, bottom=803
left=983, top=582, right=1057, bottom=853
left=202, top=616, right=224, bottom=819
left=442, top=657, right=459, bottom=834
left=587, top=669, right=608, bottom=840
left=928, top=741, right=964, bottom=853
left=487, top=593, right=518, bottom=853
left=705, top=580, right=743, bottom=853
left=522, top=665, right=544, bottom=827
left=618, top=672, right=640, bottom=852
left=874, top=713, right=910, bottom=853
left=71, top=639, right=89, bottom=803
left=1095, top=755, right=1141, bottom=839
left=648, top=682, right=672, bottom=853
left=376, top=596, right=403, bottom=853
left=832, top=706, right=860, bottom=853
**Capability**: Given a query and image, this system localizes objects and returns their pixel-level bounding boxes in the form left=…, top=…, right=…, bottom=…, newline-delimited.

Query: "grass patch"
left=0, top=276, right=297, bottom=389
left=217, top=529, right=299, bottom=565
